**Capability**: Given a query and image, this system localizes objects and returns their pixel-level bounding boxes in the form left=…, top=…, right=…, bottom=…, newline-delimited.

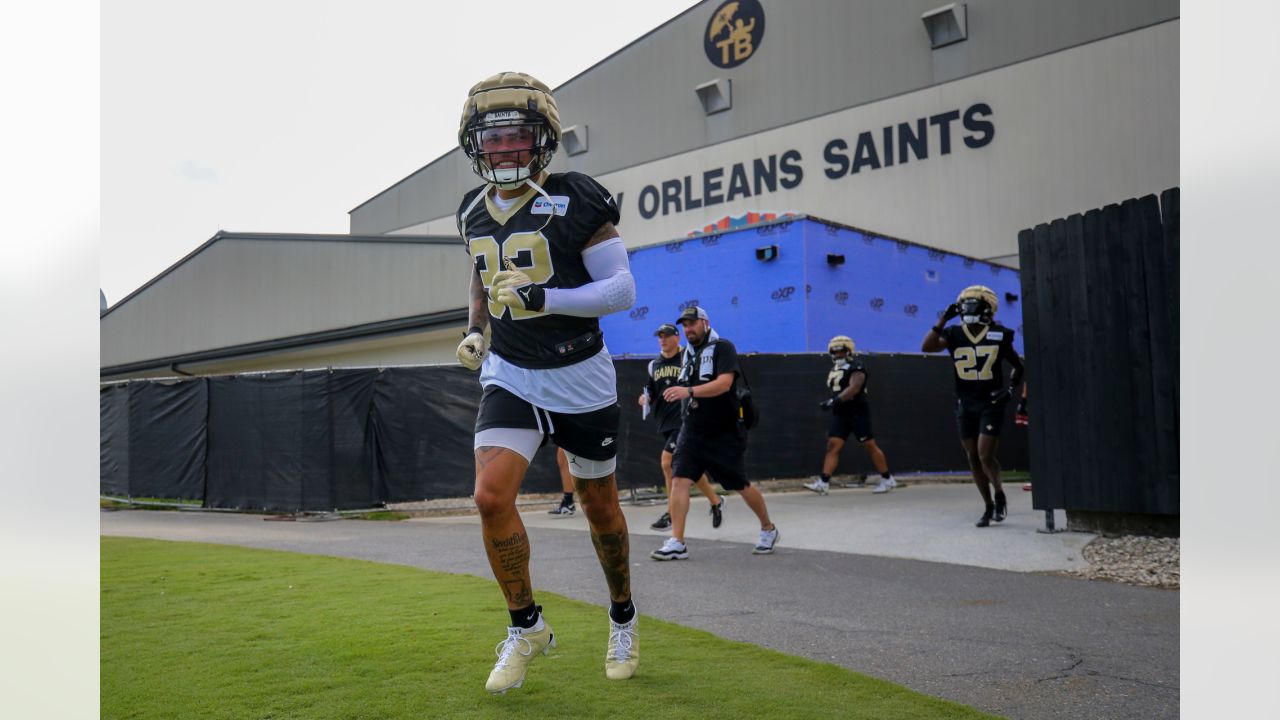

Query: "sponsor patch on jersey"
left=986, top=331, right=1004, bottom=341
left=531, top=196, right=571, bottom=216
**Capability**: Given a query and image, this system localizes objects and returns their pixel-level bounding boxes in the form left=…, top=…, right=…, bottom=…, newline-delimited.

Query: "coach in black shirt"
left=650, top=306, right=779, bottom=561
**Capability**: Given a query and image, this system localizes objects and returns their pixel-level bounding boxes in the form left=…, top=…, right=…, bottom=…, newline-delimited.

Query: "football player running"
left=922, top=286, right=1024, bottom=527
left=804, top=335, right=897, bottom=495
left=454, top=72, right=638, bottom=693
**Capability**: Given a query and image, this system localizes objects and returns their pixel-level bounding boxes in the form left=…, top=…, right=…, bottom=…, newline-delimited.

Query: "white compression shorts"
left=473, top=428, right=616, bottom=479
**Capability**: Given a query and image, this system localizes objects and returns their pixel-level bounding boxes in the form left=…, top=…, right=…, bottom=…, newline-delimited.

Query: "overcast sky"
left=100, top=0, right=699, bottom=305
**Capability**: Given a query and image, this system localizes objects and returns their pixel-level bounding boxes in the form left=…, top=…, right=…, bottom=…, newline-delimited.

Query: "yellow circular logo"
left=704, top=0, right=766, bottom=69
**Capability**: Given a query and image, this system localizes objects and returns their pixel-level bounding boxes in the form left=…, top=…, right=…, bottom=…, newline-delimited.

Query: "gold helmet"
left=827, top=335, right=855, bottom=359
left=956, top=285, right=998, bottom=325
left=458, top=72, right=561, bottom=189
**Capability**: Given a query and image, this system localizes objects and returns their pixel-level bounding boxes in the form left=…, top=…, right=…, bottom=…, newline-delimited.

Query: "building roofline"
left=633, top=213, right=1018, bottom=269
left=101, top=231, right=459, bottom=318
left=100, top=306, right=468, bottom=378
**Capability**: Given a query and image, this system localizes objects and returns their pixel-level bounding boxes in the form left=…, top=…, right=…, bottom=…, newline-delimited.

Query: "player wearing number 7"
left=452, top=72, right=639, bottom=694
left=922, top=285, right=1024, bottom=528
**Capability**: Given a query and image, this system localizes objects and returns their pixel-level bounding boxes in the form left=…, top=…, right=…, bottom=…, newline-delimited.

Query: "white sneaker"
left=803, top=478, right=830, bottom=495
left=605, top=615, right=639, bottom=680
left=650, top=537, right=688, bottom=561
left=873, top=476, right=897, bottom=494
left=753, top=525, right=780, bottom=554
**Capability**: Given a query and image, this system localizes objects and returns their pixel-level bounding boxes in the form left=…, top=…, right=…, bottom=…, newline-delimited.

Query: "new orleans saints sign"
left=704, top=0, right=765, bottom=69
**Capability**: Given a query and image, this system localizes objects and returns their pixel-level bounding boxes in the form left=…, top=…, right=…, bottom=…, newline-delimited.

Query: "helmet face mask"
left=827, top=335, right=854, bottom=362
left=957, top=298, right=993, bottom=325
left=955, top=285, right=998, bottom=326
left=463, top=110, right=556, bottom=188
left=458, top=72, right=561, bottom=190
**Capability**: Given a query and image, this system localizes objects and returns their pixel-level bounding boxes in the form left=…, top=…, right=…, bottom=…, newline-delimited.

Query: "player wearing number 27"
left=452, top=72, right=639, bottom=694
left=922, top=285, right=1024, bottom=528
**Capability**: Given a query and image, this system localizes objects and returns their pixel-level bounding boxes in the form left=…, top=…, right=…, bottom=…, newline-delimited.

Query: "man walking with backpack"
left=650, top=306, right=779, bottom=561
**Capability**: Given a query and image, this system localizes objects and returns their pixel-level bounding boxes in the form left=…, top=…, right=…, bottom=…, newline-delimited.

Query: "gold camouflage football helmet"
left=458, top=72, right=562, bottom=189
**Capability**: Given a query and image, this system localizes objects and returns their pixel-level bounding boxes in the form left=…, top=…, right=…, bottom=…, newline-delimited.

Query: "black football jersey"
left=458, top=171, right=621, bottom=369
left=679, top=338, right=741, bottom=436
left=644, top=351, right=686, bottom=434
left=826, top=358, right=868, bottom=414
left=941, top=323, right=1017, bottom=401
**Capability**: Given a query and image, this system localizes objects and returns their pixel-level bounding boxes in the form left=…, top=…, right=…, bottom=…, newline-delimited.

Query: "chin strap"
left=521, top=175, right=556, bottom=235
left=457, top=173, right=557, bottom=252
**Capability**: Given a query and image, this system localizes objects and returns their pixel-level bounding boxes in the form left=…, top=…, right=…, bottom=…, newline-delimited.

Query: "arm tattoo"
left=583, top=221, right=620, bottom=249
left=468, top=266, right=489, bottom=331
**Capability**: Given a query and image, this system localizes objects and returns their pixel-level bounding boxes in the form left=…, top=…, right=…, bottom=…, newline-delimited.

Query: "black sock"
left=819, top=473, right=831, bottom=482
left=881, top=472, right=892, bottom=479
left=509, top=603, right=540, bottom=629
left=561, top=492, right=573, bottom=505
left=609, top=598, right=635, bottom=625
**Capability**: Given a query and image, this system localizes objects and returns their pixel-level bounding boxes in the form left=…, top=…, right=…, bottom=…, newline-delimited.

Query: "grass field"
left=102, top=538, right=998, bottom=719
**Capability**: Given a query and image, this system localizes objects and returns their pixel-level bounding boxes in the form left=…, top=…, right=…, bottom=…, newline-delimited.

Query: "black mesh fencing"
left=101, top=354, right=1026, bottom=511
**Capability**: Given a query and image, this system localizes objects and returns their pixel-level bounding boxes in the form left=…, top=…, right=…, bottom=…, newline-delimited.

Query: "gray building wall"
left=100, top=233, right=468, bottom=376
left=349, top=0, right=1179, bottom=238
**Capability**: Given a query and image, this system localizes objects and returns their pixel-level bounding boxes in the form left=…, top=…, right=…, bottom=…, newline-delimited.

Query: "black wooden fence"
left=1018, top=188, right=1179, bottom=520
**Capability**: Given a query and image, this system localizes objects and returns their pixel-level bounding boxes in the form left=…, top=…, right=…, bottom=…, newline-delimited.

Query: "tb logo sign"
left=704, top=0, right=766, bottom=68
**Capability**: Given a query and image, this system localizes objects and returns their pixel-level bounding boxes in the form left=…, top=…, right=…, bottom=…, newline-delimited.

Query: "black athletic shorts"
left=955, top=397, right=1007, bottom=439
left=672, top=424, right=748, bottom=491
left=475, top=385, right=620, bottom=461
left=827, top=405, right=874, bottom=442
left=661, top=428, right=680, bottom=454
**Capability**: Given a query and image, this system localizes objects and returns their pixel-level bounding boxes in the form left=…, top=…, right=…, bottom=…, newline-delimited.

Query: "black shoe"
left=710, top=499, right=724, bottom=529
left=994, top=491, right=1007, bottom=522
left=976, top=504, right=995, bottom=528
left=650, top=512, right=672, bottom=530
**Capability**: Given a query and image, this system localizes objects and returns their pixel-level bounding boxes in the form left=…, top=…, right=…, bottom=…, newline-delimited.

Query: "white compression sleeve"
left=542, top=237, right=636, bottom=317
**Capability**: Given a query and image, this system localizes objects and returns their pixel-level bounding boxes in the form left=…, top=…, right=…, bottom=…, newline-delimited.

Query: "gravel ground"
left=1068, top=535, right=1180, bottom=589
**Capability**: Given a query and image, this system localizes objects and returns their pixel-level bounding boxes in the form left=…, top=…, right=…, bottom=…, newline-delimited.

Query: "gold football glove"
left=492, top=259, right=546, bottom=312
left=456, top=329, right=487, bottom=371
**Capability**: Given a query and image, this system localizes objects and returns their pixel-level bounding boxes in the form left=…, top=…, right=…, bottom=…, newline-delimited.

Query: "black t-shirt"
left=941, top=322, right=1018, bottom=401
left=826, top=358, right=868, bottom=415
left=457, top=171, right=621, bottom=369
left=644, top=351, right=686, bottom=434
left=679, top=337, right=741, bottom=436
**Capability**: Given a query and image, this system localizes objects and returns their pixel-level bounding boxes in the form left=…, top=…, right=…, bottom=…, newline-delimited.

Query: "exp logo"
left=771, top=286, right=796, bottom=301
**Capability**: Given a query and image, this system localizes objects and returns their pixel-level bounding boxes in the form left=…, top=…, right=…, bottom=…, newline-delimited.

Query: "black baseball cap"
left=676, top=306, right=709, bottom=324
left=654, top=323, right=679, bottom=336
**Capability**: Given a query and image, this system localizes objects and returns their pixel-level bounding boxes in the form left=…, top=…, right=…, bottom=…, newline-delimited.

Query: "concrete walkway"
left=101, top=483, right=1177, bottom=720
